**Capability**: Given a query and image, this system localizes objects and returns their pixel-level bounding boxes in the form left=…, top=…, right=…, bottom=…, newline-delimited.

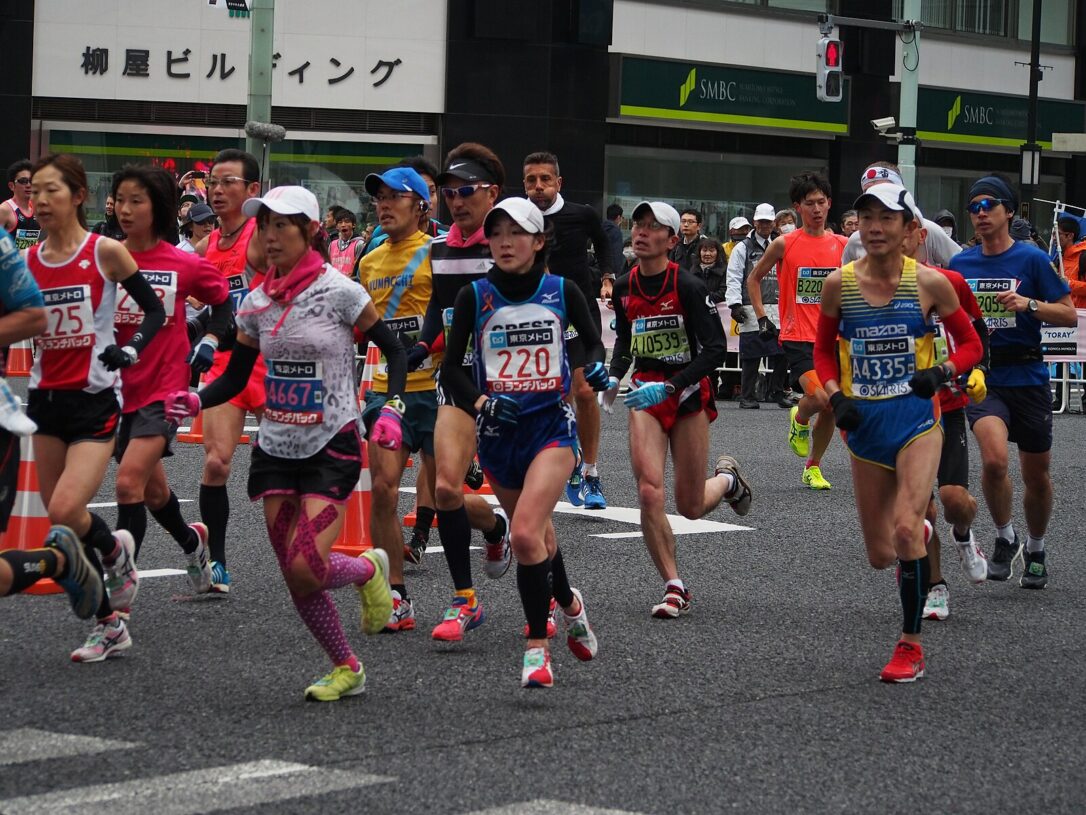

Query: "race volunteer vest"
left=740, top=233, right=778, bottom=307
left=472, top=274, right=570, bottom=416
left=837, top=258, right=935, bottom=401
left=206, top=219, right=259, bottom=313
left=329, top=237, right=361, bottom=277
left=624, top=263, right=693, bottom=373
left=5, top=200, right=41, bottom=251
left=27, top=232, right=119, bottom=393
left=778, top=229, right=846, bottom=343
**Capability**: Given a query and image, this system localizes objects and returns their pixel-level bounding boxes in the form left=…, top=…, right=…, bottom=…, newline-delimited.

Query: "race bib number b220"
left=796, top=267, right=834, bottom=305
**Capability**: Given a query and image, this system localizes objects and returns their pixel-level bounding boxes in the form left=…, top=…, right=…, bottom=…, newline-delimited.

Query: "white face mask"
left=779, top=223, right=796, bottom=234
left=942, top=225, right=954, bottom=237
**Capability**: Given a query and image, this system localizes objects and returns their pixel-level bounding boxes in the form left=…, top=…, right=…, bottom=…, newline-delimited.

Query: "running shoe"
left=404, top=533, right=426, bottom=567
left=802, top=465, right=832, bottom=491
left=583, top=475, right=607, bottom=510
left=464, top=457, right=485, bottom=490
left=357, top=549, right=394, bottom=635
left=788, top=406, right=809, bottom=458
left=384, top=594, right=416, bottom=632
left=71, top=616, right=131, bottom=663
left=521, top=647, right=554, bottom=689
left=651, top=584, right=691, bottom=619
left=715, top=455, right=752, bottom=516
left=45, top=525, right=102, bottom=620
left=523, top=597, right=558, bottom=639
left=209, top=561, right=231, bottom=594
left=923, top=583, right=949, bottom=621
left=987, top=533, right=1022, bottom=582
left=562, top=588, right=598, bottom=661
left=0, top=377, right=36, bottom=436
left=1020, top=550, right=1048, bottom=590
left=185, top=523, right=212, bottom=594
left=483, top=507, right=512, bottom=579
left=565, top=462, right=586, bottom=507
left=431, top=596, right=485, bottom=642
left=304, top=663, right=365, bottom=702
left=955, top=530, right=988, bottom=584
left=103, top=530, right=139, bottom=609
left=879, top=640, right=925, bottom=683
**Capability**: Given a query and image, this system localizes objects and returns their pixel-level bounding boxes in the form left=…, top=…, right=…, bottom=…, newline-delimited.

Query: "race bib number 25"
left=40, top=285, right=94, bottom=351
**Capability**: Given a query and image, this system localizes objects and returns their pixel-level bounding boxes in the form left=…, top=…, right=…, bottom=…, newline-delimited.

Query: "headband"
left=860, top=166, right=904, bottom=191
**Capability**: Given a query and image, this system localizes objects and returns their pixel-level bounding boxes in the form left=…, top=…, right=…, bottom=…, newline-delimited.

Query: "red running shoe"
left=879, top=640, right=925, bottom=683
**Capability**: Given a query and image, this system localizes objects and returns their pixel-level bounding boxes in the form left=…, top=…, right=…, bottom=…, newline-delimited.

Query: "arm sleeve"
left=608, top=279, right=633, bottom=381
left=204, top=301, right=234, bottom=343
left=120, top=271, right=167, bottom=354
left=0, top=237, right=44, bottom=311
left=724, top=243, right=746, bottom=305
left=563, top=280, right=605, bottom=366
left=197, top=342, right=259, bottom=410
left=438, top=285, right=482, bottom=412
left=365, top=317, right=407, bottom=397
left=814, top=312, right=841, bottom=387
left=587, top=211, right=612, bottom=278
left=418, top=295, right=443, bottom=349
left=188, top=256, right=231, bottom=341
left=941, top=306, right=982, bottom=373
left=666, top=276, right=727, bottom=393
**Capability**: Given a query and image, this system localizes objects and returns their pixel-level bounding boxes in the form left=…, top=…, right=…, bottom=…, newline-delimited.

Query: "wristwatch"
left=1027, top=298, right=1039, bottom=313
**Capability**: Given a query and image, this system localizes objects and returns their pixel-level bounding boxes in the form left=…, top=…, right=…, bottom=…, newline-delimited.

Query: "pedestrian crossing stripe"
left=0, top=728, right=137, bottom=766
left=467, top=801, right=648, bottom=815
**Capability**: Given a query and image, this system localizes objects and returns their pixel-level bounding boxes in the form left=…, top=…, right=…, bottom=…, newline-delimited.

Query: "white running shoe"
left=956, top=530, right=988, bottom=584
left=562, top=588, right=598, bottom=661
left=0, top=378, right=36, bottom=436
left=71, top=616, right=131, bottom=663
left=185, top=523, right=213, bottom=594
left=103, top=530, right=139, bottom=609
left=923, top=583, right=949, bottom=621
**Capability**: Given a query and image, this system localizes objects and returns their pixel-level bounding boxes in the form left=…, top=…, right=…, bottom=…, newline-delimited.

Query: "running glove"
left=909, top=364, right=951, bottom=399
left=188, top=336, right=219, bottom=375
left=371, top=396, right=405, bottom=451
left=729, top=304, right=748, bottom=324
left=623, top=381, right=669, bottom=410
left=165, top=390, right=201, bottom=422
left=829, top=391, right=862, bottom=431
left=598, top=377, right=620, bottom=414
left=405, top=342, right=430, bottom=372
left=757, top=316, right=778, bottom=339
left=98, top=345, right=138, bottom=371
left=583, top=361, right=610, bottom=391
left=478, top=394, right=520, bottom=430
left=965, top=368, right=987, bottom=404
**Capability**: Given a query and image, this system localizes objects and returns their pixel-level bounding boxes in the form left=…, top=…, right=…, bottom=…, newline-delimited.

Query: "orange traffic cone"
left=176, top=408, right=250, bottom=444
left=7, top=340, right=33, bottom=378
left=331, top=445, right=372, bottom=557
left=356, top=343, right=381, bottom=406
left=0, top=436, right=60, bottom=595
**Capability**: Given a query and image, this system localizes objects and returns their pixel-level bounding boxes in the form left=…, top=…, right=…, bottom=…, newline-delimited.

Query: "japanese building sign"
left=917, top=87, right=1086, bottom=149
left=33, top=0, right=445, bottom=113
left=617, top=56, right=850, bottom=136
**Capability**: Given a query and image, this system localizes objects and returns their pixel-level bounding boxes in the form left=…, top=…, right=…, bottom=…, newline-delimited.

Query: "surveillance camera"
left=871, top=116, right=897, bottom=133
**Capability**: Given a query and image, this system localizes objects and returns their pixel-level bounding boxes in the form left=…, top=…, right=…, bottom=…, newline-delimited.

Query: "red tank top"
left=27, top=232, right=119, bottom=392
left=777, top=229, right=847, bottom=343
left=206, top=219, right=262, bottom=311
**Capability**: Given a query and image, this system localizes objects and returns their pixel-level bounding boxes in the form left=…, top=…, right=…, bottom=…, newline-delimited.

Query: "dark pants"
left=740, top=355, right=789, bottom=402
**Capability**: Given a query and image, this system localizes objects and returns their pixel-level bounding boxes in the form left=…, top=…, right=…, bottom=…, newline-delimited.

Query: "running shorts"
left=204, top=348, right=266, bottom=414
left=478, top=402, right=578, bottom=490
left=843, top=396, right=941, bottom=471
left=361, top=389, right=437, bottom=456
left=782, top=340, right=816, bottom=393
left=27, top=389, right=120, bottom=444
left=114, top=401, right=177, bottom=461
left=965, top=384, right=1053, bottom=454
left=631, top=370, right=717, bottom=433
left=248, top=423, right=363, bottom=504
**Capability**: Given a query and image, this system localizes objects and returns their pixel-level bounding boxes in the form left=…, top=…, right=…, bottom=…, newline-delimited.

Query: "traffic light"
left=816, top=37, right=843, bottom=102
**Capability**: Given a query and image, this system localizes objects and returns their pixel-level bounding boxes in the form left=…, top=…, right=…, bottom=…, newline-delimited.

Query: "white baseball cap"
left=729, top=216, right=751, bottom=231
left=241, top=185, right=320, bottom=222
left=484, top=197, right=546, bottom=235
left=753, top=203, right=776, bottom=222
left=853, top=184, right=924, bottom=224
left=631, top=201, right=681, bottom=234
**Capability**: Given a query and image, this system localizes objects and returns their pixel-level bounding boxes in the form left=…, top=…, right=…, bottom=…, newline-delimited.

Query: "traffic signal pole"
left=245, top=0, right=275, bottom=160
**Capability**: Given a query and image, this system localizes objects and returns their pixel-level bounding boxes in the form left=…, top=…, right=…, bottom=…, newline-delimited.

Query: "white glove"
left=598, top=377, right=620, bottom=414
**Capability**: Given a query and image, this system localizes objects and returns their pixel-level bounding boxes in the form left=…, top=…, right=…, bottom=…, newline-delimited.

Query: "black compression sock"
left=899, top=556, right=931, bottom=636
left=482, top=509, right=506, bottom=544
left=0, top=549, right=60, bottom=595
left=82, top=543, right=113, bottom=617
left=550, top=547, right=574, bottom=609
left=517, top=559, right=553, bottom=639
left=437, top=506, right=473, bottom=591
left=199, top=484, right=229, bottom=565
left=116, top=502, right=147, bottom=559
left=391, top=582, right=408, bottom=601
left=412, top=506, right=435, bottom=542
left=150, top=492, right=198, bottom=554
left=84, top=513, right=116, bottom=558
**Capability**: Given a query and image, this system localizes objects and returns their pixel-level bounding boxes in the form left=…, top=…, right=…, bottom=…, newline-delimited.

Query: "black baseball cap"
left=436, top=158, right=497, bottom=186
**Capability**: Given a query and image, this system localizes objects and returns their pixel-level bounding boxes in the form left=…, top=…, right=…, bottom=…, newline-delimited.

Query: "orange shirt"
left=1063, top=242, right=1086, bottom=309
left=777, top=228, right=848, bottom=342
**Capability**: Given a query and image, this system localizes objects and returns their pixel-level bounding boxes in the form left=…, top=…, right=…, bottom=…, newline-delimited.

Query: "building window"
left=1018, top=0, right=1075, bottom=45
left=725, top=0, right=830, bottom=10
left=895, top=0, right=1072, bottom=43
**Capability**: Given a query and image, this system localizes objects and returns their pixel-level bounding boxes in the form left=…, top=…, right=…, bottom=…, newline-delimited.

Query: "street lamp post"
left=1020, top=0, right=1043, bottom=222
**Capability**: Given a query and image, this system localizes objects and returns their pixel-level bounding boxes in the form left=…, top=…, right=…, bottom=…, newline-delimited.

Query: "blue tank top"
left=837, top=257, right=936, bottom=400
left=471, top=273, right=571, bottom=415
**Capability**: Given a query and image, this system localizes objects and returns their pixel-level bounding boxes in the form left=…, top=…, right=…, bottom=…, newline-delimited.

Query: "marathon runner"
left=601, top=201, right=752, bottom=618
left=26, top=154, right=166, bottom=662
left=441, top=197, right=603, bottom=687
left=748, top=172, right=847, bottom=490
left=813, top=184, right=982, bottom=682
left=2, top=160, right=41, bottom=250
left=167, top=185, right=402, bottom=702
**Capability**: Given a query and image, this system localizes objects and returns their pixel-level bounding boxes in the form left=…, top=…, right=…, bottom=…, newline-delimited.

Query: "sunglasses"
left=440, top=183, right=493, bottom=200
left=967, top=198, right=1009, bottom=214
left=13, top=177, right=31, bottom=185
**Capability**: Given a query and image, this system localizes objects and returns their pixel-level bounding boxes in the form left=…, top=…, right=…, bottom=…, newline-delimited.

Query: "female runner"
left=167, top=185, right=405, bottom=701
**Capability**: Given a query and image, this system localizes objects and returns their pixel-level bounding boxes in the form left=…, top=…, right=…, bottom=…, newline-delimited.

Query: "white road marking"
left=467, top=801, right=648, bottom=815
left=0, top=759, right=394, bottom=815
left=0, top=729, right=137, bottom=767
left=136, top=568, right=187, bottom=579
left=590, top=532, right=645, bottom=539
left=87, top=500, right=192, bottom=509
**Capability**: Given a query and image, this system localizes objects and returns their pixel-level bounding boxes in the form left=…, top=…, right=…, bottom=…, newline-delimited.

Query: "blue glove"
left=582, top=361, right=610, bottom=391
left=187, top=336, right=219, bottom=375
left=478, top=395, right=520, bottom=430
left=623, top=381, right=669, bottom=410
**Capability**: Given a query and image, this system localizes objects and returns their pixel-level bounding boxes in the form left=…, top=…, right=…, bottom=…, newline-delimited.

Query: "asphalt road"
left=2, top=396, right=1085, bottom=814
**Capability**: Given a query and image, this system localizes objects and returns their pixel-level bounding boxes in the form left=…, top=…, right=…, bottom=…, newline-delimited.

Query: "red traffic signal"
left=824, top=40, right=841, bottom=68
left=816, top=37, right=843, bottom=102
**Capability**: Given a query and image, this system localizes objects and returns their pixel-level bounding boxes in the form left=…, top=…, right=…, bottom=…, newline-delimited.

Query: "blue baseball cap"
left=364, top=167, right=430, bottom=203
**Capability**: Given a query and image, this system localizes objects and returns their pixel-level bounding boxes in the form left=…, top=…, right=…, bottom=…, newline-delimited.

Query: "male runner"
left=949, top=175, right=1075, bottom=588
left=194, top=149, right=268, bottom=593
left=523, top=151, right=613, bottom=509
left=601, top=201, right=752, bottom=618
left=814, top=184, right=982, bottom=681
left=328, top=208, right=364, bottom=277
left=1, top=160, right=41, bottom=250
left=748, top=172, right=847, bottom=490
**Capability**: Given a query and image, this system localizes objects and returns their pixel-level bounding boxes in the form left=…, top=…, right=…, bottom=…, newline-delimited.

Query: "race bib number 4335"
left=796, top=267, right=834, bottom=305
left=848, top=335, right=916, bottom=398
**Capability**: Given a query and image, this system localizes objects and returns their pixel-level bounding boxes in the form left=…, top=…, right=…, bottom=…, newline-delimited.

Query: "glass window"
left=956, top=0, right=1007, bottom=35
left=767, top=0, right=829, bottom=10
left=1018, top=0, right=1075, bottom=45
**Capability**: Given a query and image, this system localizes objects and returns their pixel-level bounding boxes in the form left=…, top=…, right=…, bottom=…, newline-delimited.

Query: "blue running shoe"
left=565, top=451, right=586, bottom=507
left=209, top=561, right=231, bottom=594
left=583, top=475, right=607, bottom=510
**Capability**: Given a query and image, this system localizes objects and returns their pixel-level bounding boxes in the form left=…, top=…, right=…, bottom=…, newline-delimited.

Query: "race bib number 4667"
left=265, top=360, right=324, bottom=425
left=796, top=267, right=834, bottom=305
